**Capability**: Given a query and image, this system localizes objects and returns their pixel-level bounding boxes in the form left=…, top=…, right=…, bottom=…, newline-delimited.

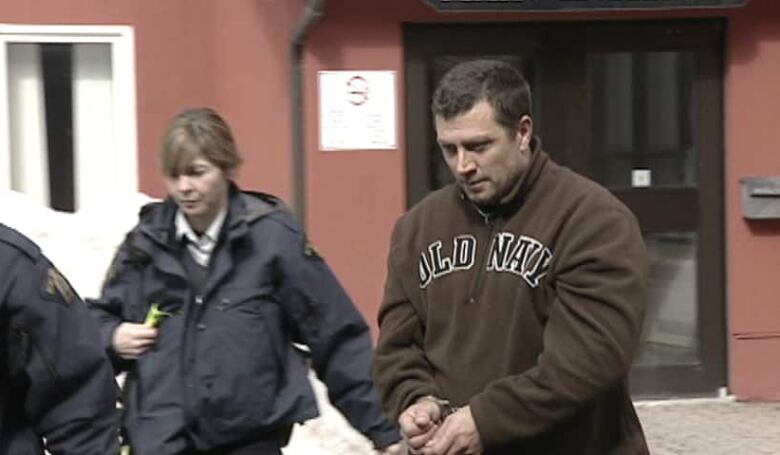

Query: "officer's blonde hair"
left=160, top=107, right=243, bottom=177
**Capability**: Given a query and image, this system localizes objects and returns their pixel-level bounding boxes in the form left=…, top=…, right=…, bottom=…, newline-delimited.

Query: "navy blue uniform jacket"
left=88, top=187, right=399, bottom=453
left=0, top=223, right=120, bottom=454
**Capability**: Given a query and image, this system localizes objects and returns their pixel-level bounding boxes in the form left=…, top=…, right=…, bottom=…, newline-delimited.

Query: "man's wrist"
left=416, top=395, right=459, bottom=421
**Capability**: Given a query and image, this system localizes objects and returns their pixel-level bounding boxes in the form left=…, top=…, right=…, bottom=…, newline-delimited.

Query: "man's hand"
left=421, top=406, right=482, bottom=455
left=398, top=399, right=442, bottom=453
left=112, top=322, right=158, bottom=359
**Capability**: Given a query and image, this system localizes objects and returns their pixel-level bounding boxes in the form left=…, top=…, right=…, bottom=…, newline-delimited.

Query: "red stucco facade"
left=2, top=0, right=779, bottom=399
left=725, top=1, right=780, bottom=400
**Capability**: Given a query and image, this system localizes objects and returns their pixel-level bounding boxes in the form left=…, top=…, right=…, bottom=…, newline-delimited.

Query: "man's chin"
left=464, top=191, right=497, bottom=207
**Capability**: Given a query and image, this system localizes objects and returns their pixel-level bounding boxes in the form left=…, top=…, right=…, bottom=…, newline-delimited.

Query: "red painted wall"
left=725, top=0, right=780, bottom=400
left=210, top=0, right=300, bottom=200
left=0, top=0, right=298, bottom=201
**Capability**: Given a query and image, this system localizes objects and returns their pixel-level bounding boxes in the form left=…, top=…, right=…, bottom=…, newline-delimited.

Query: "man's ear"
left=517, top=114, right=533, bottom=150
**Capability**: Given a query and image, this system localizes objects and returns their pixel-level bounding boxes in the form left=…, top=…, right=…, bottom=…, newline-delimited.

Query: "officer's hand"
left=112, top=323, right=158, bottom=359
left=421, top=406, right=482, bottom=455
left=399, top=399, right=441, bottom=454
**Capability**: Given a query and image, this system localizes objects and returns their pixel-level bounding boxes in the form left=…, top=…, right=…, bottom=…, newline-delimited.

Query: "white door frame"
left=0, top=24, right=138, bottom=204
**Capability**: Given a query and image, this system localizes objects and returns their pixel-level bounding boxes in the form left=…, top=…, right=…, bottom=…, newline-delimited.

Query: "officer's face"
left=164, top=155, right=230, bottom=232
left=436, top=100, right=532, bottom=207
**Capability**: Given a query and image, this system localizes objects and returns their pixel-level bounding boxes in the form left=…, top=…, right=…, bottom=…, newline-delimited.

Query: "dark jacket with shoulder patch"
left=88, top=187, right=399, bottom=454
left=374, top=143, right=649, bottom=454
left=0, top=223, right=119, bottom=455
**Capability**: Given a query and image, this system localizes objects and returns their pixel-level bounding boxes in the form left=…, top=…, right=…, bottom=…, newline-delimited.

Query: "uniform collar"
left=174, top=206, right=227, bottom=245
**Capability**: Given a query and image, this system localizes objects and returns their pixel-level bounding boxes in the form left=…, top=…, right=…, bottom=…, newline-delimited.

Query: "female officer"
left=88, top=107, right=401, bottom=455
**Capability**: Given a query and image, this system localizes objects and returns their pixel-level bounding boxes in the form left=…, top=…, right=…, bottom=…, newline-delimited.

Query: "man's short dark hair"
left=432, top=59, right=532, bottom=135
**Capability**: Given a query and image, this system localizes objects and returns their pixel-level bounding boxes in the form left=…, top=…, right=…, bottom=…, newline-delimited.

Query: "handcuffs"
left=417, top=395, right=459, bottom=422
left=404, top=396, right=459, bottom=455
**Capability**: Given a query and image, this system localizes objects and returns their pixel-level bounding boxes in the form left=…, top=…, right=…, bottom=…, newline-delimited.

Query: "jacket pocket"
left=133, top=311, right=185, bottom=419
left=202, top=287, right=287, bottom=432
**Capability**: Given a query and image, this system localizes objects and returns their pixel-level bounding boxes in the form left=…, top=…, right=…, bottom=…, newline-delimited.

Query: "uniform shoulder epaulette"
left=240, top=192, right=295, bottom=227
left=0, top=224, right=41, bottom=260
left=138, top=201, right=163, bottom=220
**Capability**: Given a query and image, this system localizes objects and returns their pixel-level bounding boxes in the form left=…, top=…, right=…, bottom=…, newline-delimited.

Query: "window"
left=590, top=51, right=697, bottom=189
left=0, top=24, right=137, bottom=212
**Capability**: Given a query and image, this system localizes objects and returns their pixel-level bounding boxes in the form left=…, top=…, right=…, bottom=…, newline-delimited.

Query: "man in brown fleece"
left=374, top=59, right=649, bottom=454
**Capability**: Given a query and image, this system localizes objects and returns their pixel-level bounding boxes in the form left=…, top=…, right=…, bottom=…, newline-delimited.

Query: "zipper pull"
left=473, top=203, right=492, bottom=225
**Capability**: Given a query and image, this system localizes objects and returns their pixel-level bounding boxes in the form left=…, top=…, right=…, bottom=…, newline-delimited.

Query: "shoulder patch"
left=0, top=224, right=41, bottom=260
left=40, top=266, right=78, bottom=306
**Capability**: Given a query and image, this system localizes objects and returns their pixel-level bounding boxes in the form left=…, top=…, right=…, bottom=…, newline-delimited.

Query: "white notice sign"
left=319, top=71, right=397, bottom=150
left=631, top=169, right=652, bottom=188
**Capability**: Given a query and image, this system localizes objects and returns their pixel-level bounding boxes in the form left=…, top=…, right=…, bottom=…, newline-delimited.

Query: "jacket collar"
left=458, top=136, right=549, bottom=222
left=136, top=183, right=285, bottom=249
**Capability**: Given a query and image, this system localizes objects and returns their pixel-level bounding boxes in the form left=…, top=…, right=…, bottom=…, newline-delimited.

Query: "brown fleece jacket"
left=374, top=143, right=649, bottom=454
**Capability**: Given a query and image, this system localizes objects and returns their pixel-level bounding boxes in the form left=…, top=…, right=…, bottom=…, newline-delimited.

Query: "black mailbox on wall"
left=740, top=177, right=780, bottom=219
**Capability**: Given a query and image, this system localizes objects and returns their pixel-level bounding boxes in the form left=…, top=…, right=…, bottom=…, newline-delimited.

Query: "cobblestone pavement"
left=284, top=394, right=780, bottom=455
left=635, top=398, right=780, bottom=455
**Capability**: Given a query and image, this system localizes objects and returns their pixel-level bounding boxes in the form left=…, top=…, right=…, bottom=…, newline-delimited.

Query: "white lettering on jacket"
left=418, top=232, right=552, bottom=289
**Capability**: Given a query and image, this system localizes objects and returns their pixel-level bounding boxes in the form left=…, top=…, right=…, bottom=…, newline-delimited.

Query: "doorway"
left=404, top=19, right=726, bottom=398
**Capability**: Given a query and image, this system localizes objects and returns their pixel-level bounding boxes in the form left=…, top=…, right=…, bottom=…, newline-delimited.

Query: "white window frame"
left=0, top=24, right=138, bottom=204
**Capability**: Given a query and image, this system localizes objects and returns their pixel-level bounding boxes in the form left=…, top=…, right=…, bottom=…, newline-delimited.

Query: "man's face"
left=164, top=155, right=230, bottom=231
left=436, top=100, right=532, bottom=206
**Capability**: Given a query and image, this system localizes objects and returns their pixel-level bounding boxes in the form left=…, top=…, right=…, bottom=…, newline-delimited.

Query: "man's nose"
left=455, top=150, right=476, bottom=175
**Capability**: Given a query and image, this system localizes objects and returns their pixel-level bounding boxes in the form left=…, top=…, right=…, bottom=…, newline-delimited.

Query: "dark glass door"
left=404, top=20, right=726, bottom=397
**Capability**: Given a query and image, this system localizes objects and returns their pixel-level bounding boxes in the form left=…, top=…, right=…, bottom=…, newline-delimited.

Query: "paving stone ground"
left=635, top=398, right=780, bottom=455
left=284, top=393, right=780, bottom=454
